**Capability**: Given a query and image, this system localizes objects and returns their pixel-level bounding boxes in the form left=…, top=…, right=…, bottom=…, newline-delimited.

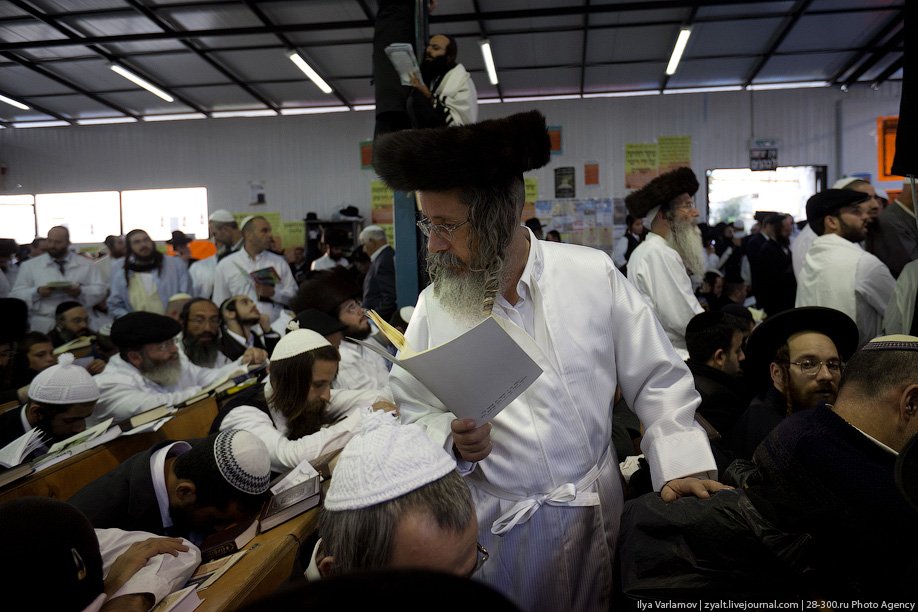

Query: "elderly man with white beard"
left=90, top=312, right=247, bottom=426
left=625, top=167, right=706, bottom=359
left=372, top=111, right=723, bottom=612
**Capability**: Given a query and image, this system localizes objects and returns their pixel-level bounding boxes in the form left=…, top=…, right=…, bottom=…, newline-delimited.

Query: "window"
left=706, top=166, right=827, bottom=229
left=36, top=191, right=121, bottom=243
left=0, top=195, right=36, bottom=244
left=121, top=187, right=209, bottom=241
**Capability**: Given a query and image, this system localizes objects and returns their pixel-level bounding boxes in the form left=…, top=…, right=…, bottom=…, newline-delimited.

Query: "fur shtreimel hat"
left=625, top=167, right=699, bottom=218
left=372, top=110, right=551, bottom=192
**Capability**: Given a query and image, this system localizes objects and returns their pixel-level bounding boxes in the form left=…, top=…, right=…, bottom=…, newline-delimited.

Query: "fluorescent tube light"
left=583, top=90, right=662, bottom=98
left=479, top=40, right=499, bottom=85
left=0, top=94, right=29, bottom=110
left=77, top=117, right=138, bottom=125
left=665, top=28, right=692, bottom=76
left=211, top=109, right=278, bottom=118
left=287, top=51, right=333, bottom=94
left=352, top=104, right=376, bottom=112
left=280, top=106, right=350, bottom=115
left=662, top=85, right=744, bottom=95
left=110, top=64, right=174, bottom=102
left=12, top=120, right=70, bottom=128
left=143, top=113, right=207, bottom=122
left=745, top=81, right=830, bottom=91
left=502, top=94, right=582, bottom=103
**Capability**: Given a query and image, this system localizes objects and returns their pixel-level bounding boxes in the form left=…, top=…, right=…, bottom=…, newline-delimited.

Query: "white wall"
left=0, top=82, right=902, bottom=229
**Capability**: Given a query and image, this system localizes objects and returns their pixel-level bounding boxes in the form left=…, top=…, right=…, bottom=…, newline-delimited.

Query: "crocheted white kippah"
left=324, top=411, right=457, bottom=511
left=271, top=329, right=331, bottom=361
left=213, top=429, right=271, bottom=495
left=27, top=353, right=100, bottom=405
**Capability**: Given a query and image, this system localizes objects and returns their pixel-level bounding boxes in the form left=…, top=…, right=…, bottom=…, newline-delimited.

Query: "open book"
left=353, top=310, right=543, bottom=423
left=385, top=42, right=420, bottom=85
left=248, top=266, right=280, bottom=287
left=53, top=335, right=94, bottom=356
left=0, top=428, right=47, bottom=468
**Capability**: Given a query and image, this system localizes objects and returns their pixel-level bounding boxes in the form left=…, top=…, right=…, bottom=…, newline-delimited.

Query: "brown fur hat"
left=291, top=268, right=362, bottom=319
left=372, top=110, right=551, bottom=191
left=625, top=167, right=699, bottom=218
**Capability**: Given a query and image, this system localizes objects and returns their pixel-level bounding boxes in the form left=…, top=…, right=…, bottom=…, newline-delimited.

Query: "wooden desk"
left=0, top=395, right=220, bottom=503
left=198, top=508, right=319, bottom=611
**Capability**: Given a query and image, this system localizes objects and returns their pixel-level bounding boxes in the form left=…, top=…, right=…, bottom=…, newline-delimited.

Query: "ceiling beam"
left=830, top=9, right=904, bottom=84
left=841, top=29, right=904, bottom=89
left=125, top=0, right=279, bottom=111
left=871, top=56, right=904, bottom=89
left=578, top=0, right=590, bottom=97
left=0, top=86, right=71, bottom=123
left=742, top=0, right=813, bottom=87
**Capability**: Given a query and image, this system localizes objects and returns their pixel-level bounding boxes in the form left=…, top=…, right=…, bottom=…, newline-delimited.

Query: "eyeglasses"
left=340, top=300, right=364, bottom=315
left=781, top=358, right=843, bottom=377
left=149, top=338, right=178, bottom=352
left=469, top=542, right=489, bottom=576
left=188, top=316, right=221, bottom=326
left=673, top=201, right=697, bottom=210
left=416, top=217, right=469, bottom=241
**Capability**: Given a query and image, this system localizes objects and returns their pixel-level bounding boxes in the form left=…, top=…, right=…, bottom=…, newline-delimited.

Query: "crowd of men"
left=0, top=108, right=916, bottom=610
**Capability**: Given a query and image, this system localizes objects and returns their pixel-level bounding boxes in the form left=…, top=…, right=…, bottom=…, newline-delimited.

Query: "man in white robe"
left=625, top=167, right=705, bottom=359
left=373, top=111, right=723, bottom=612
left=796, top=189, right=896, bottom=346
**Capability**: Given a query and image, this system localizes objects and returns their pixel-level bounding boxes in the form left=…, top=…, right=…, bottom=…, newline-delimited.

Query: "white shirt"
left=884, top=259, right=918, bottom=335
left=11, top=252, right=106, bottom=333
left=627, top=232, right=704, bottom=359
left=337, top=338, right=391, bottom=393
left=90, top=351, right=243, bottom=426
left=791, top=223, right=817, bottom=278
left=150, top=442, right=192, bottom=531
left=189, top=254, right=216, bottom=299
left=213, top=248, right=298, bottom=322
left=310, top=253, right=348, bottom=271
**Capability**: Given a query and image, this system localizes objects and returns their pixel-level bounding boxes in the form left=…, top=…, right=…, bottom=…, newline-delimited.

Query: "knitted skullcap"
left=860, top=335, right=918, bottom=352
left=28, top=353, right=100, bottom=405
left=208, top=209, right=236, bottom=223
left=325, top=411, right=457, bottom=511
left=271, top=329, right=332, bottom=361
left=213, top=429, right=271, bottom=495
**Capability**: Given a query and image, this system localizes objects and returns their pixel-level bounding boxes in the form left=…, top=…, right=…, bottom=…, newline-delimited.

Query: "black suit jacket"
left=756, top=240, right=796, bottom=316
left=218, top=328, right=279, bottom=363
left=0, top=405, right=26, bottom=449
left=362, top=245, right=397, bottom=322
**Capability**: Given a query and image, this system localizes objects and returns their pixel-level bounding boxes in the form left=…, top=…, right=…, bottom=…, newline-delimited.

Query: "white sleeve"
left=272, top=260, right=299, bottom=307
left=10, top=261, right=38, bottom=304
left=611, top=236, right=628, bottom=269
left=633, top=248, right=703, bottom=346
left=327, top=387, right=381, bottom=421
left=95, top=528, right=201, bottom=605
left=885, top=262, right=918, bottom=334
left=92, top=378, right=204, bottom=425
left=856, top=254, right=896, bottom=319
left=78, top=261, right=107, bottom=310
left=219, top=405, right=366, bottom=473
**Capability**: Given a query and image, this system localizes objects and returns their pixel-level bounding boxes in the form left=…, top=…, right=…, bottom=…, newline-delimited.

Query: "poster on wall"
left=584, top=162, right=600, bottom=186
left=279, top=221, right=306, bottom=249
left=624, top=144, right=659, bottom=189
left=554, top=167, right=575, bottom=198
left=371, top=180, right=394, bottom=224
left=360, top=140, right=374, bottom=170
left=878, top=116, right=903, bottom=182
left=657, top=136, right=692, bottom=172
left=548, top=126, right=562, bottom=155
left=524, top=177, right=538, bottom=202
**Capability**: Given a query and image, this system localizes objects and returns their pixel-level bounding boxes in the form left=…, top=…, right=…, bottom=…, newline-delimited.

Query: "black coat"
left=755, top=239, right=796, bottom=316
left=362, top=245, right=397, bottom=322
left=0, top=405, right=26, bottom=449
left=723, top=385, right=786, bottom=461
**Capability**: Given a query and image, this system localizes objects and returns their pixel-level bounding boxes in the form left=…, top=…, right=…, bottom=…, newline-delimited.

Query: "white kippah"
left=208, top=209, right=236, bottom=223
left=325, top=411, right=457, bottom=511
left=213, top=429, right=271, bottom=495
left=832, top=176, right=864, bottom=190
left=28, top=353, right=100, bottom=405
left=642, top=204, right=661, bottom=231
left=271, top=329, right=331, bottom=361
left=399, top=306, right=415, bottom=324
left=168, top=293, right=192, bottom=303
left=239, top=215, right=256, bottom=231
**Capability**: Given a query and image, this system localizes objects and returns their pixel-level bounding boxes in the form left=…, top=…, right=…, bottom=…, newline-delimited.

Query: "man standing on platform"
left=408, top=34, right=477, bottom=128
left=374, top=111, right=723, bottom=612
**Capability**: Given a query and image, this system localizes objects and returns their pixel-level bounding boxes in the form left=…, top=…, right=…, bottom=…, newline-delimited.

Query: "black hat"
left=0, top=298, right=28, bottom=344
left=292, top=268, right=362, bottom=318
left=338, top=206, right=361, bottom=218
left=625, top=167, right=699, bottom=219
left=166, top=230, right=192, bottom=246
left=720, top=302, right=754, bottom=324
left=293, top=308, right=347, bottom=337
left=805, top=189, right=870, bottom=229
left=685, top=310, right=729, bottom=336
left=110, top=312, right=181, bottom=349
left=743, top=307, right=859, bottom=389
left=55, top=300, right=84, bottom=317
left=0, top=238, right=17, bottom=257
left=373, top=110, right=551, bottom=192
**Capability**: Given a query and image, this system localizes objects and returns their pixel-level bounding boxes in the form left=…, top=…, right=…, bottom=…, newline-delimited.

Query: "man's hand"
left=409, top=73, right=432, bottom=99
left=660, top=477, right=732, bottom=502
left=372, top=400, right=398, bottom=416
left=37, top=286, right=54, bottom=297
left=240, top=347, right=268, bottom=366
left=451, top=419, right=492, bottom=462
left=64, top=284, right=82, bottom=297
left=254, top=283, right=275, bottom=299
left=104, top=537, right=188, bottom=596
left=86, top=359, right=107, bottom=375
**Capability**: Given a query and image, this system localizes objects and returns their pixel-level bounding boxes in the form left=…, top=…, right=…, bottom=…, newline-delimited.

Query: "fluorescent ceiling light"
left=583, top=90, right=661, bottom=98
left=352, top=104, right=376, bottom=112
left=665, top=28, right=692, bottom=76
left=143, top=113, right=206, bottom=122
left=746, top=81, right=829, bottom=91
left=77, top=117, right=138, bottom=125
left=502, top=94, right=582, bottom=103
left=12, top=120, right=70, bottom=128
left=663, top=85, right=744, bottom=95
left=479, top=39, right=499, bottom=85
left=478, top=98, right=503, bottom=105
left=211, top=109, right=278, bottom=118
left=287, top=51, right=333, bottom=94
left=280, top=106, right=350, bottom=116
left=110, top=64, right=174, bottom=102
left=0, top=94, right=29, bottom=110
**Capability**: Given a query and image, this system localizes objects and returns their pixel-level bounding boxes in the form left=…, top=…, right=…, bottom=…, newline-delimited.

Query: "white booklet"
left=0, top=428, right=47, bottom=468
left=352, top=312, right=543, bottom=423
left=384, top=42, right=420, bottom=85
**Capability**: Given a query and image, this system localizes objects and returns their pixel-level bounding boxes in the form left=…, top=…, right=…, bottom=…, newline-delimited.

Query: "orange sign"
left=878, top=116, right=903, bottom=182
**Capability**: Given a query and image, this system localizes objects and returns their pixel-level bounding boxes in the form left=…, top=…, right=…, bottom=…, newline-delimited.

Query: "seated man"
left=69, top=429, right=271, bottom=544
left=212, top=329, right=394, bottom=472
left=90, top=312, right=251, bottom=425
left=0, top=352, right=99, bottom=450
left=724, top=306, right=858, bottom=460
left=48, top=301, right=106, bottom=375
left=219, top=295, right=279, bottom=362
left=684, top=310, right=748, bottom=436
left=1, top=497, right=200, bottom=612
left=179, top=297, right=270, bottom=369
left=307, top=411, right=483, bottom=579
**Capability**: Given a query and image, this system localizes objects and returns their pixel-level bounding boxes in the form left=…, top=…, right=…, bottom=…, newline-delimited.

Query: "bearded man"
left=625, top=167, right=706, bottom=359
left=373, top=111, right=723, bottom=611
left=408, top=33, right=477, bottom=128
left=109, top=229, right=192, bottom=319
left=90, top=312, right=248, bottom=426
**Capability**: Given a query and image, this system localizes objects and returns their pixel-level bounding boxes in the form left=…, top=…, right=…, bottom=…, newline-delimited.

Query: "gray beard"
left=667, top=220, right=705, bottom=278
left=141, top=355, right=183, bottom=387
left=427, top=252, right=501, bottom=326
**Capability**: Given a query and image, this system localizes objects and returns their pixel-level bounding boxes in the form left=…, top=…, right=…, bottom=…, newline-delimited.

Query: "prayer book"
left=52, top=335, right=94, bottom=356
left=0, top=428, right=46, bottom=468
left=198, top=519, right=258, bottom=563
left=151, top=585, right=201, bottom=612
left=352, top=310, right=543, bottom=423
left=248, top=266, right=280, bottom=286
left=118, top=404, right=175, bottom=431
left=46, top=280, right=75, bottom=290
left=185, top=549, right=247, bottom=590
left=384, top=42, right=420, bottom=86
left=46, top=417, right=114, bottom=454
left=259, top=471, right=322, bottom=532
left=0, top=463, right=34, bottom=489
